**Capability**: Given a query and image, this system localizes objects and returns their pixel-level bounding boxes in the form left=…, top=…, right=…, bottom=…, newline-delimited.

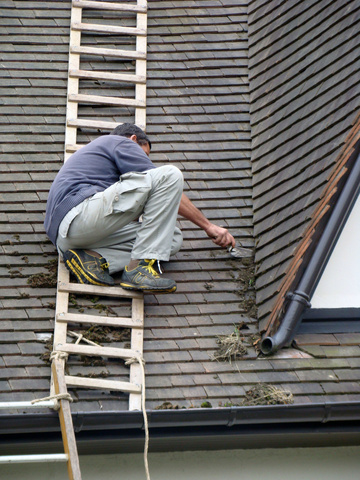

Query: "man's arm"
left=178, top=193, right=235, bottom=248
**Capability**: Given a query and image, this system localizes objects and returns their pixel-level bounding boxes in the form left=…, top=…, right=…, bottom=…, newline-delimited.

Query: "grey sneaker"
left=120, top=259, right=176, bottom=293
left=63, top=249, right=115, bottom=286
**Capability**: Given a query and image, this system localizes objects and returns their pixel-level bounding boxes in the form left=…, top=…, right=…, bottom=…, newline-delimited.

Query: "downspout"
left=261, top=148, right=360, bottom=355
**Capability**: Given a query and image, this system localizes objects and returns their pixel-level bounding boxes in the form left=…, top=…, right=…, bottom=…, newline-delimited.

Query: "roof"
left=247, top=0, right=360, bottom=334
left=1, top=0, right=360, bottom=438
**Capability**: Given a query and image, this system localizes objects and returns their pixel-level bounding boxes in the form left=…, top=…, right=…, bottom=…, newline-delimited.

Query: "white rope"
left=31, top=392, right=73, bottom=410
left=125, top=354, right=150, bottom=480
left=50, top=351, right=69, bottom=362
left=68, top=330, right=102, bottom=347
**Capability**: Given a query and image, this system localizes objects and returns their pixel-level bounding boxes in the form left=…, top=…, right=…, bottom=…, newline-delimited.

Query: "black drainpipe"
left=261, top=147, right=360, bottom=355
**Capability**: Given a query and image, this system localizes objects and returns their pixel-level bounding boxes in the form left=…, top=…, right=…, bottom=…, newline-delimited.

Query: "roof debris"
left=210, top=325, right=248, bottom=363
left=241, top=384, right=294, bottom=406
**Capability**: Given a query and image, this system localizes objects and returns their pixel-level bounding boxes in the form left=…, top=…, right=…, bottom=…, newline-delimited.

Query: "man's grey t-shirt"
left=44, top=135, right=155, bottom=245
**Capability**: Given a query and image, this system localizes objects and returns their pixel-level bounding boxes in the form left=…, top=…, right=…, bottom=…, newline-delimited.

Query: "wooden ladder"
left=48, top=260, right=145, bottom=479
left=65, top=0, right=148, bottom=159
left=53, top=259, right=145, bottom=412
left=48, top=2, right=148, bottom=478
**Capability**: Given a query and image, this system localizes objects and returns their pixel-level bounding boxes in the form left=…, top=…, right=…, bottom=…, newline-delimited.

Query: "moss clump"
left=40, top=336, right=54, bottom=364
left=28, top=259, right=58, bottom=288
left=201, top=401, right=212, bottom=408
left=155, top=402, right=180, bottom=410
left=81, top=325, right=131, bottom=344
left=241, top=383, right=293, bottom=406
left=80, top=356, right=106, bottom=367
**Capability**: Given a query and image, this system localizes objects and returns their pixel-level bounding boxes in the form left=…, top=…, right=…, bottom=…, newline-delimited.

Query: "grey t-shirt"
left=44, top=135, right=155, bottom=245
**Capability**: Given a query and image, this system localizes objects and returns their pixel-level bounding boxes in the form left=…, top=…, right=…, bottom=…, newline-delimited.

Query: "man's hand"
left=205, top=223, right=236, bottom=248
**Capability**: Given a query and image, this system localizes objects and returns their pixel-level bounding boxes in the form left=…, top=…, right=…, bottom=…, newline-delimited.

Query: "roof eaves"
left=2, top=401, right=360, bottom=453
left=260, top=113, right=360, bottom=354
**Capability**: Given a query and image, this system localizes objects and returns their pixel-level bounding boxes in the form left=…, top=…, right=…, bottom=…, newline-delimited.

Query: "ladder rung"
left=65, top=375, right=141, bottom=393
left=73, top=0, right=147, bottom=13
left=0, top=454, right=68, bottom=464
left=69, top=93, right=145, bottom=108
left=0, top=401, right=55, bottom=409
left=70, top=68, right=146, bottom=84
left=57, top=312, right=143, bottom=328
left=65, top=144, right=83, bottom=153
left=67, top=118, right=119, bottom=130
left=70, top=45, right=146, bottom=60
left=71, top=22, right=146, bottom=36
left=56, top=343, right=138, bottom=360
left=58, top=280, right=143, bottom=299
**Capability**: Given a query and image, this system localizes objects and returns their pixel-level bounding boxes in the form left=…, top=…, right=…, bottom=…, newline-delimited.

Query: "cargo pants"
left=56, top=165, right=184, bottom=274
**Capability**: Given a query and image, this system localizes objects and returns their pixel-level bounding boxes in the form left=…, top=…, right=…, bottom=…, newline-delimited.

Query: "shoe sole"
left=120, top=282, right=176, bottom=293
left=63, top=251, right=114, bottom=287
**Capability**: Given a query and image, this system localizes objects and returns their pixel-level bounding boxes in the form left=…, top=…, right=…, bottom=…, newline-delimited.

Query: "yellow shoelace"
left=143, top=259, right=160, bottom=277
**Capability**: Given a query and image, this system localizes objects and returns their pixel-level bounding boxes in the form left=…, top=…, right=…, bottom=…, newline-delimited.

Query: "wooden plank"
left=58, top=280, right=143, bottom=299
left=135, top=10, right=147, bottom=130
left=55, top=343, right=137, bottom=360
left=56, top=311, right=143, bottom=328
left=67, top=118, right=119, bottom=130
left=65, top=6, right=82, bottom=161
left=52, top=359, right=82, bottom=480
left=69, top=68, right=146, bottom=84
left=131, top=296, right=144, bottom=328
left=69, top=93, right=145, bottom=108
left=51, top=260, right=71, bottom=398
left=65, top=375, right=141, bottom=394
left=72, top=0, right=147, bottom=13
left=70, top=45, right=146, bottom=60
left=71, top=22, right=146, bottom=36
left=129, top=297, right=144, bottom=410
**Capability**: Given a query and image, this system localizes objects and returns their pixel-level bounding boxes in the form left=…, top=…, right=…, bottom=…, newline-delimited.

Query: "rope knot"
left=50, top=351, right=69, bottom=362
left=125, top=355, right=145, bottom=366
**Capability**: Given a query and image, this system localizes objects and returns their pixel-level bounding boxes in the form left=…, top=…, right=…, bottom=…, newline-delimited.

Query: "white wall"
left=311, top=193, right=360, bottom=308
left=1, top=446, right=360, bottom=480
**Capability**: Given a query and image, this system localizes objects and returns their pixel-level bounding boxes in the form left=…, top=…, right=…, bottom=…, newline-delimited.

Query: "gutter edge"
left=2, top=401, right=360, bottom=435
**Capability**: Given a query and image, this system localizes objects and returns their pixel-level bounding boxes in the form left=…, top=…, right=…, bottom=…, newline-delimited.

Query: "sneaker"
left=120, top=259, right=176, bottom=293
left=63, top=249, right=115, bottom=286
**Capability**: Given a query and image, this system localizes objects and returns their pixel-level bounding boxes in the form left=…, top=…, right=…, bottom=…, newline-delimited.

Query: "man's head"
left=110, top=123, right=151, bottom=155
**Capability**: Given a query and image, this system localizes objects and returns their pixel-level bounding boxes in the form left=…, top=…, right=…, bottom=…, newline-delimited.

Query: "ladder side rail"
left=65, top=5, right=82, bottom=161
left=51, top=259, right=71, bottom=398
left=129, top=297, right=145, bottom=410
left=52, top=358, right=82, bottom=480
left=135, top=2, right=147, bottom=131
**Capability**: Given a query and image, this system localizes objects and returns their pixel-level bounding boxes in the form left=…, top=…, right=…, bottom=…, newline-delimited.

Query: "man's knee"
left=151, top=165, right=183, bottom=189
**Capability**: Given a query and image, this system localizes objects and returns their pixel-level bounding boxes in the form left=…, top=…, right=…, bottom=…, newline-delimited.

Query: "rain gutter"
left=1, top=402, right=360, bottom=453
left=260, top=146, right=360, bottom=355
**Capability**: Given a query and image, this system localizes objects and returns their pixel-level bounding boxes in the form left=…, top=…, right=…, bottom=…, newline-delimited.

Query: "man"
left=45, top=124, right=235, bottom=293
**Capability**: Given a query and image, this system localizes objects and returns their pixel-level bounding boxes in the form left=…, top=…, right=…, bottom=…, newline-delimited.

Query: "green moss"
left=155, top=402, right=180, bottom=410
left=27, top=259, right=58, bottom=288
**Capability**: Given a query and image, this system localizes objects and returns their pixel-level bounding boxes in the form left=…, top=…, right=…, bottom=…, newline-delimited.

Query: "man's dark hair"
left=110, top=123, right=151, bottom=149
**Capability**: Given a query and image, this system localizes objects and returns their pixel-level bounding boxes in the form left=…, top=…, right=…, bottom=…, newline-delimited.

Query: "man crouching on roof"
left=44, top=123, right=235, bottom=293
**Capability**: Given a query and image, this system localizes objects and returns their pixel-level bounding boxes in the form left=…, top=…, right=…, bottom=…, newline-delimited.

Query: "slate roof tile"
left=1, top=0, right=358, bottom=415
left=248, top=0, right=360, bottom=326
